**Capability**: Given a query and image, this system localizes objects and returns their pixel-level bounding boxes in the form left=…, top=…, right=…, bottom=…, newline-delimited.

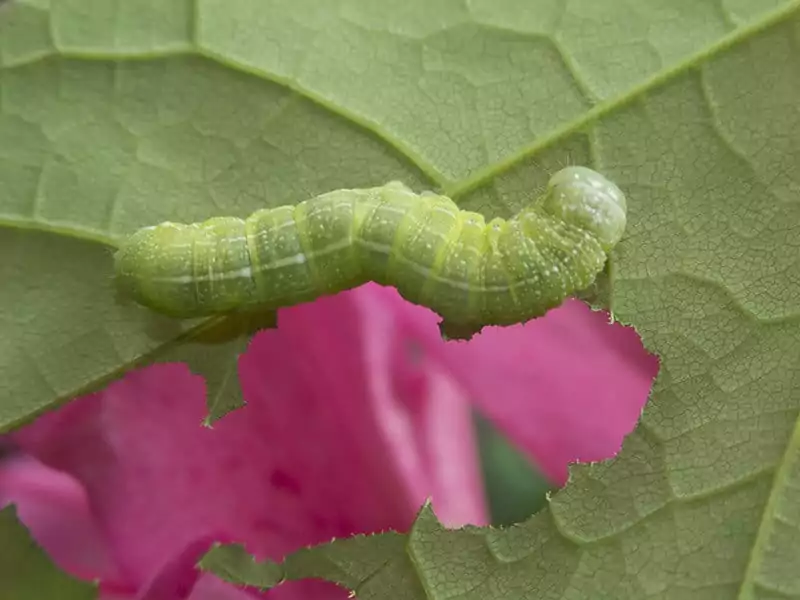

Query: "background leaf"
left=3, top=0, right=800, bottom=596
left=2, top=0, right=790, bottom=429
left=0, top=505, right=98, bottom=599
left=188, top=0, right=797, bottom=598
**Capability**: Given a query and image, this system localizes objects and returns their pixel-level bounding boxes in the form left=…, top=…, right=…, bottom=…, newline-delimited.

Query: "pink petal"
left=0, top=452, right=125, bottom=584
left=350, top=285, right=488, bottom=528
left=98, top=571, right=255, bottom=600
left=182, top=575, right=256, bottom=600
left=354, top=286, right=659, bottom=484
left=11, top=285, right=487, bottom=598
left=443, top=301, right=658, bottom=484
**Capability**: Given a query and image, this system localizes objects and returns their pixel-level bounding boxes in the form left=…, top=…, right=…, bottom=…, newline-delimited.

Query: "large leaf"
left=0, top=505, right=97, bottom=599
left=0, top=0, right=787, bottom=428
left=185, top=1, right=798, bottom=598
left=3, top=0, right=800, bottom=596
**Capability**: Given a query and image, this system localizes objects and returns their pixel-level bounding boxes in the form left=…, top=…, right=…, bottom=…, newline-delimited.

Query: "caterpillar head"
left=541, top=166, right=627, bottom=251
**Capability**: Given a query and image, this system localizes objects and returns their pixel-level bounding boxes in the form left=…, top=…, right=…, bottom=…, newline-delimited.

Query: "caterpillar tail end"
left=112, top=224, right=201, bottom=319
left=113, top=244, right=145, bottom=307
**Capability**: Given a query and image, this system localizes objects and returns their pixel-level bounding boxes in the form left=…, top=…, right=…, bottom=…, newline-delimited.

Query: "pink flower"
left=396, top=294, right=659, bottom=484
left=0, top=284, right=657, bottom=599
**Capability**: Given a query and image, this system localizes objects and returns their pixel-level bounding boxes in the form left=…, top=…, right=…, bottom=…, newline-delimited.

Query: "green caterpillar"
left=114, top=166, right=627, bottom=335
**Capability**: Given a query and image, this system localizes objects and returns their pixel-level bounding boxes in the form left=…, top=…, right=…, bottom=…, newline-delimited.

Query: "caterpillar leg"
left=438, top=319, right=484, bottom=341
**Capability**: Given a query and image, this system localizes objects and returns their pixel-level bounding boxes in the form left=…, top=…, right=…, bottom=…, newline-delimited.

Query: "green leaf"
left=200, top=509, right=429, bottom=598
left=0, top=0, right=433, bottom=429
left=4, top=0, right=800, bottom=596
left=201, top=502, right=645, bottom=598
left=0, top=505, right=98, bottom=599
left=0, top=0, right=789, bottom=428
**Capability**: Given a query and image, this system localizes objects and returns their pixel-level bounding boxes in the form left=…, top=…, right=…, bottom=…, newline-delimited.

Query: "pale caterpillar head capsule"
left=542, top=166, right=627, bottom=251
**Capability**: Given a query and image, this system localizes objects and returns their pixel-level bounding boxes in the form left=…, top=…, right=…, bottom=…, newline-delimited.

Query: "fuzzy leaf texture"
left=1, top=0, right=800, bottom=598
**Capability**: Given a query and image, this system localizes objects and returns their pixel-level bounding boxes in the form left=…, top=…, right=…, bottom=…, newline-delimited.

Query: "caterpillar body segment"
left=114, top=167, right=627, bottom=332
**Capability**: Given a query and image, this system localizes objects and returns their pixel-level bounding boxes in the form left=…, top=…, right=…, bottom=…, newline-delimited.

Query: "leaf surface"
left=0, top=505, right=98, bottom=599
left=2, top=1, right=800, bottom=596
